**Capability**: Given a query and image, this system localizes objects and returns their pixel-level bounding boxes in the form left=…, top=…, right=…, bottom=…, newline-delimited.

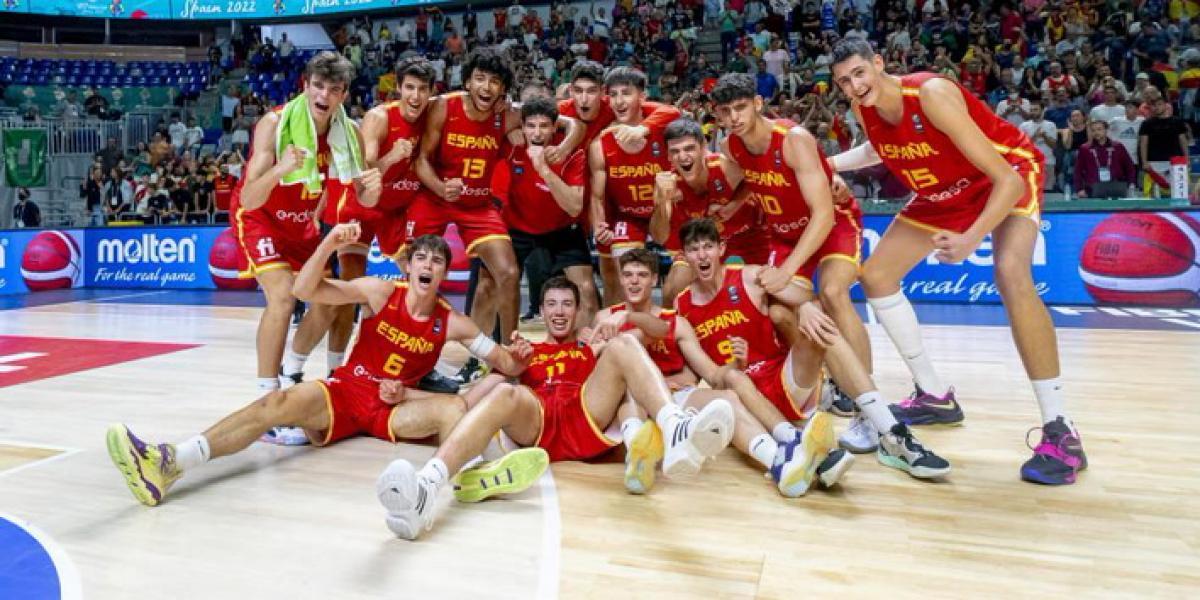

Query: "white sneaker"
left=376, top=459, right=438, bottom=540
left=838, top=414, right=879, bottom=453
left=259, top=426, right=310, bottom=446
left=769, top=412, right=836, bottom=497
left=661, top=400, right=735, bottom=478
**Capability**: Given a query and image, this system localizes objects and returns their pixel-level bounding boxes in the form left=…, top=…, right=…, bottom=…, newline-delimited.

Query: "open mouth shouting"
left=414, top=271, right=435, bottom=290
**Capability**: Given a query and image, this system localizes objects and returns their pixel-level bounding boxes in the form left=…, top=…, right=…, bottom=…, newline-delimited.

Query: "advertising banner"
left=1, top=0, right=444, bottom=20
left=3, top=129, right=48, bottom=188
left=0, top=229, right=85, bottom=295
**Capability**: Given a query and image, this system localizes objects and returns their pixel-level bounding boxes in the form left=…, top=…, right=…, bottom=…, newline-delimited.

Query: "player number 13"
left=462, top=158, right=486, bottom=179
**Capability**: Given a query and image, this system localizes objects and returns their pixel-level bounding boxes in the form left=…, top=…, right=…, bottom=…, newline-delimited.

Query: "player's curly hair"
left=710, top=73, right=757, bottom=105
left=569, top=60, right=606, bottom=85
left=463, top=46, right=514, bottom=92
left=604, top=66, right=648, bottom=91
left=521, top=96, right=558, bottom=122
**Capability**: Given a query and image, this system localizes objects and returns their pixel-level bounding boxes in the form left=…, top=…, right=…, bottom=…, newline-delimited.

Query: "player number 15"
left=900, top=168, right=940, bottom=190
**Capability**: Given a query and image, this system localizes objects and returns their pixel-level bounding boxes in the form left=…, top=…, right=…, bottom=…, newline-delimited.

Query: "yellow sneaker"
left=624, top=419, right=664, bottom=495
left=106, top=424, right=181, bottom=506
left=452, top=447, right=549, bottom=503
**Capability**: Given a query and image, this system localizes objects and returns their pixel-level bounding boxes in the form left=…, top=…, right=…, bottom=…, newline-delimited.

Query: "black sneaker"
left=888, top=384, right=964, bottom=426
left=279, top=367, right=302, bottom=387
left=455, top=357, right=485, bottom=384
left=821, top=377, right=857, bottom=417
left=877, top=424, right=951, bottom=479
left=816, top=448, right=855, bottom=488
left=1020, top=417, right=1087, bottom=485
left=418, top=370, right=461, bottom=394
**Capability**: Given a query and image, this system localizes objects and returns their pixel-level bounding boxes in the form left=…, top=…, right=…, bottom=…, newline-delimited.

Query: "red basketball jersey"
left=520, top=340, right=597, bottom=394
left=379, top=101, right=425, bottom=208
left=675, top=265, right=785, bottom=368
left=504, top=142, right=587, bottom=234
left=337, top=282, right=452, bottom=386
left=432, top=92, right=507, bottom=208
left=600, top=131, right=671, bottom=219
left=558, top=99, right=681, bottom=149
left=666, top=154, right=762, bottom=248
left=611, top=304, right=687, bottom=376
left=727, top=119, right=858, bottom=244
left=857, top=72, right=1044, bottom=202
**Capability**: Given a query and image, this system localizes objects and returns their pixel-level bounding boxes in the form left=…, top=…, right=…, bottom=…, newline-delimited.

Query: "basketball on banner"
left=1078, top=212, right=1200, bottom=306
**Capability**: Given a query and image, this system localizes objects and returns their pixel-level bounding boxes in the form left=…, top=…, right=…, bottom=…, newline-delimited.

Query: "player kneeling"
left=105, top=226, right=530, bottom=507
left=377, top=276, right=736, bottom=540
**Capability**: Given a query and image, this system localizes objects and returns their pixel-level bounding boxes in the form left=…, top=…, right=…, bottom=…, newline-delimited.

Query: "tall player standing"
left=231, top=52, right=381, bottom=444
left=588, top=67, right=673, bottom=305
left=828, top=40, right=1085, bottom=485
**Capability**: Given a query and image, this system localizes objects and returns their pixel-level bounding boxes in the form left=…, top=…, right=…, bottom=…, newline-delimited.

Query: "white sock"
left=419, top=457, right=449, bottom=486
left=749, top=433, right=776, bottom=469
left=327, top=351, right=345, bottom=373
left=175, top=435, right=210, bottom=471
left=771, top=422, right=798, bottom=443
left=620, top=418, right=643, bottom=451
left=256, top=377, right=280, bottom=392
left=434, top=358, right=457, bottom=376
left=855, top=390, right=898, bottom=432
left=282, top=349, right=308, bottom=376
left=1032, top=378, right=1071, bottom=428
left=868, top=291, right=949, bottom=397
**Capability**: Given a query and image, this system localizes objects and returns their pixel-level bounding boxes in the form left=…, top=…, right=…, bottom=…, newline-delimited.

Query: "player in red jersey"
left=675, top=218, right=950, bottom=483
left=410, top=47, right=583, bottom=348
left=283, top=57, right=440, bottom=391
left=558, top=60, right=681, bottom=153
left=590, top=249, right=852, bottom=496
left=649, top=118, right=770, bottom=306
left=829, top=40, right=1085, bottom=485
left=588, top=67, right=673, bottom=305
left=105, top=227, right=537, bottom=507
left=377, top=276, right=735, bottom=539
left=710, top=74, right=874, bottom=416
left=230, top=52, right=381, bottom=417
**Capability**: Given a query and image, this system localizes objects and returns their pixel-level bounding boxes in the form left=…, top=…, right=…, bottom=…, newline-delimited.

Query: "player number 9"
left=716, top=339, right=735, bottom=364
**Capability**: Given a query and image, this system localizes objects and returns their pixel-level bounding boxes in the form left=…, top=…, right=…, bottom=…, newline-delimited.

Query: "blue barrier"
left=3, top=209, right=1199, bottom=306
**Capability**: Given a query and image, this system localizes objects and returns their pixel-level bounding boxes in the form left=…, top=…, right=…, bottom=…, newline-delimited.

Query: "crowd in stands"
left=63, top=0, right=1200, bottom=226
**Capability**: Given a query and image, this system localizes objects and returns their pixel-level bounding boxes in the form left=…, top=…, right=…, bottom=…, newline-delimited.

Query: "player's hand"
left=544, top=143, right=568, bottom=165
left=589, top=311, right=629, bottom=344
left=710, top=201, right=739, bottom=223
left=757, top=266, right=792, bottom=295
left=324, top=222, right=362, bottom=249
left=796, top=302, right=840, bottom=348
left=356, top=168, right=382, bottom=202
left=931, top=230, right=983, bottom=264
left=831, top=174, right=852, bottom=205
left=444, top=177, right=465, bottom=202
left=506, top=127, right=527, bottom=147
left=387, top=138, right=414, bottom=162
left=614, top=124, right=649, bottom=146
left=507, top=331, right=535, bottom=363
left=728, top=336, right=749, bottom=370
left=277, top=144, right=306, bottom=173
left=526, top=144, right=549, bottom=173
left=379, top=380, right=407, bottom=405
left=654, top=171, right=678, bottom=204
left=594, top=222, right=614, bottom=245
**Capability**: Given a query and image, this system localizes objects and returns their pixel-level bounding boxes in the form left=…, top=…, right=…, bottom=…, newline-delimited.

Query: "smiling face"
left=523, top=114, right=555, bottom=146
left=398, top=75, right=432, bottom=121
left=466, top=68, right=505, bottom=113
left=607, top=83, right=646, bottom=125
left=831, top=53, right=887, bottom=107
left=541, top=288, right=578, bottom=340
left=619, top=261, right=655, bottom=306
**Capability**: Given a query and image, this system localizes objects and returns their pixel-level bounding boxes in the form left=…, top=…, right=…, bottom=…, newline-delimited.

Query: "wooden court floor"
left=0, top=298, right=1197, bottom=598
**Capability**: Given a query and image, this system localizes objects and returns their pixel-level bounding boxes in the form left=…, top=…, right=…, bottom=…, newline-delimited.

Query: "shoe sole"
left=453, top=448, right=550, bottom=503
left=876, top=451, right=952, bottom=480
left=890, top=406, right=965, bottom=428
left=1020, top=469, right=1077, bottom=485
left=837, top=428, right=879, bottom=454
left=778, top=412, right=836, bottom=497
left=817, top=450, right=855, bottom=488
left=663, top=401, right=734, bottom=479
left=105, top=425, right=161, bottom=507
left=376, top=460, right=423, bottom=540
left=624, top=421, right=664, bottom=495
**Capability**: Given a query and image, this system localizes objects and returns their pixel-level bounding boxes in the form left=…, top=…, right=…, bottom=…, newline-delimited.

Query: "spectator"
left=184, top=118, right=205, bottom=153
left=12, top=187, right=41, bottom=228
left=150, top=133, right=173, bottom=167
left=1088, top=83, right=1126, bottom=124
left=80, top=167, right=104, bottom=226
left=1040, top=62, right=1080, bottom=96
left=1060, top=109, right=1091, bottom=190
left=1044, top=88, right=1077, bottom=128
left=279, top=32, right=295, bottom=58
left=1019, top=100, right=1060, bottom=191
left=221, top=86, right=241, bottom=132
left=95, top=137, right=123, bottom=175
left=395, top=18, right=413, bottom=53
left=591, top=6, right=611, bottom=40
left=995, top=88, right=1031, bottom=127
left=1109, top=101, right=1146, bottom=169
left=1139, top=93, right=1192, bottom=196
left=415, top=8, right=429, bottom=49
left=762, top=37, right=789, bottom=80
left=755, top=58, right=780, bottom=104
left=147, top=182, right=173, bottom=223
left=1074, top=120, right=1137, bottom=198
left=56, top=90, right=83, bottom=119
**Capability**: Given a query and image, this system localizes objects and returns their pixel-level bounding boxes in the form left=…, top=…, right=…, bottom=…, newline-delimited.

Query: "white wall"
left=373, top=1, right=615, bottom=41
left=260, top=24, right=335, bottom=49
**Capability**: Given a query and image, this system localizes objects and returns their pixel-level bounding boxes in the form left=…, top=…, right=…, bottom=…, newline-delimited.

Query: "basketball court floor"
left=1, top=290, right=1198, bottom=598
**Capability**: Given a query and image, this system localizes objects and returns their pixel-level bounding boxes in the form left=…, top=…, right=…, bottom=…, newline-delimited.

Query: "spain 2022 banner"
left=0, top=0, right=444, bottom=20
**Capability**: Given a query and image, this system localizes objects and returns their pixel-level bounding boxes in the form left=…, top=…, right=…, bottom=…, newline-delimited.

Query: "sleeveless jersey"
left=236, top=107, right=340, bottom=237
left=675, top=265, right=785, bottom=368
left=504, top=135, right=587, bottom=234
left=600, top=130, right=671, bottom=219
left=857, top=72, right=1044, bottom=203
left=338, top=282, right=452, bottom=386
left=667, top=153, right=760, bottom=248
left=727, top=119, right=857, bottom=244
left=559, top=99, right=681, bottom=149
left=611, top=304, right=687, bottom=376
left=519, top=340, right=597, bottom=394
left=432, top=92, right=506, bottom=208
left=378, top=101, right=425, bottom=209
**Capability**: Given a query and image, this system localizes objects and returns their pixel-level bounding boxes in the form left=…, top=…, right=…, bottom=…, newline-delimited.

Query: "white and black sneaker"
left=820, top=377, right=857, bottom=417
left=376, top=459, right=439, bottom=540
left=838, top=413, right=880, bottom=454
left=877, top=424, right=951, bottom=480
left=816, top=448, right=855, bottom=488
left=661, top=401, right=735, bottom=478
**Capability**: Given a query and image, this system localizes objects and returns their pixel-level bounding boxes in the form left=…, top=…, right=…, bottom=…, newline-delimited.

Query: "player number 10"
left=900, top=168, right=940, bottom=190
left=462, top=158, right=486, bottom=179
left=383, top=353, right=408, bottom=376
left=749, top=192, right=782, bottom=215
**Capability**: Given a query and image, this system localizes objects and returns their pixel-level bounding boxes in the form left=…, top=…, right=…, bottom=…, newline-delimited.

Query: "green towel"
left=275, top=94, right=362, bottom=196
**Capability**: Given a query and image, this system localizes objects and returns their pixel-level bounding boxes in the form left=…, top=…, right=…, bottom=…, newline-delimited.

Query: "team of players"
left=106, top=40, right=1086, bottom=541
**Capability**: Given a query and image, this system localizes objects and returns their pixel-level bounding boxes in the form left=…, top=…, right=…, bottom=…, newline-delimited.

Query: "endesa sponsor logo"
left=920, top=177, right=973, bottom=203
left=771, top=217, right=812, bottom=236
left=96, top=233, right=198, bottom=264
left=274, top=209, right=316, bottom=224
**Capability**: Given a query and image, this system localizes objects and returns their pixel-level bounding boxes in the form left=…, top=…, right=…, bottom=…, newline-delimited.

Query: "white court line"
left=865, top=302, right=877, bottom=325
left=0, top=439, right=83, bottom=479
left=0, top=511, right=83, bottom=600
left=536, top=469, right=562, bottom=600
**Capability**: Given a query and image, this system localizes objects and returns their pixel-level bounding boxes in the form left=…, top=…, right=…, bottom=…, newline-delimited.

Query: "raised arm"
left=293, top=223, right=394, bottom=310
left=239, top=112, right=301, bottom=210
left=827, top=105, right=882, bottom=172
left=588, top=138, right=611, bottom=243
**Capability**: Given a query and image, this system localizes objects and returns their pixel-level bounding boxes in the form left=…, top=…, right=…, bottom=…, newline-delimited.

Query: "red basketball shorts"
left=897, top=164, right=1043, bottom=234
left=745, top=353, right=821, bottom=422
left=530, top=382, right=619, bottom=462
left=310, top=375, right=397, bottom=446
left=406, top=191, right=510, bottom=256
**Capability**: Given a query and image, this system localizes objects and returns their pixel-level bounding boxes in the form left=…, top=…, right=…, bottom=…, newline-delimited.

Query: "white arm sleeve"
left=467, top=333, right=498, bottom=360
left=829, top=143, right=883, bottom=172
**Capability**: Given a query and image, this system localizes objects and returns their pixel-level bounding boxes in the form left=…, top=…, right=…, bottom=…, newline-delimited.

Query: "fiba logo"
left=1079, top=212, right=1200, bottom=306
left=97, top=234, right=197, bottom=264
left=20, top=230, right=83, bottom=291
